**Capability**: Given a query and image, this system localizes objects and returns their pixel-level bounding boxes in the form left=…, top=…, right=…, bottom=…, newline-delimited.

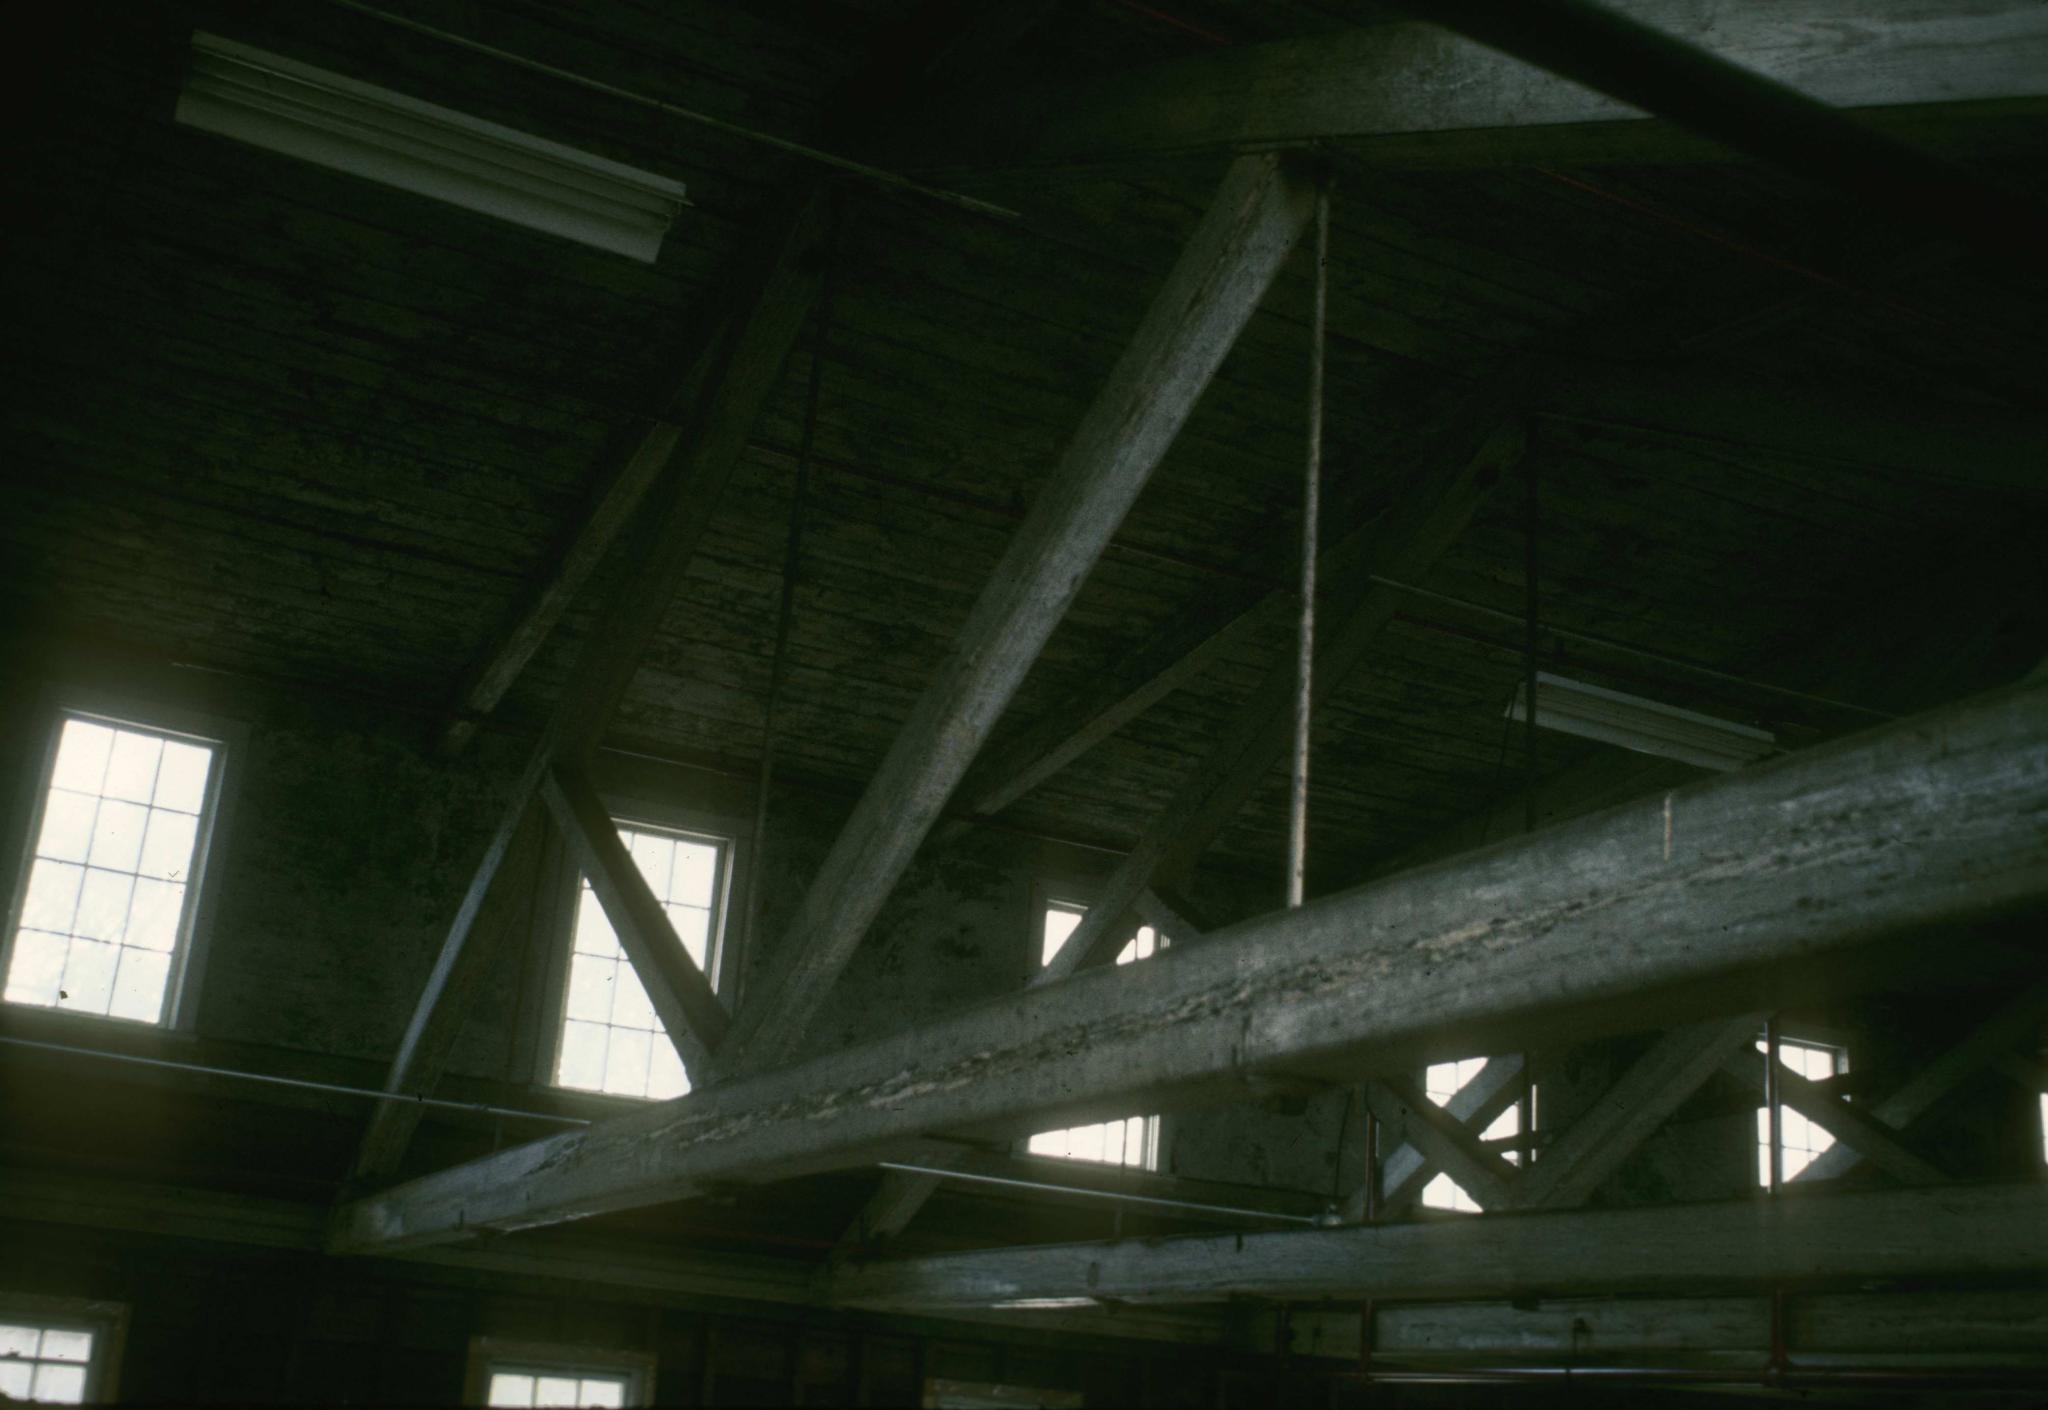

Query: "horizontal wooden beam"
left=330, top=680, right=2048, bottom=1254
left=712, top=153, right=1316, bottom=1075
left=16, top=1174, right=2048, bottom=1361
left=877, top=1, right=2048, bottom=175
left=828, top=1182, right=2048, bottom=1308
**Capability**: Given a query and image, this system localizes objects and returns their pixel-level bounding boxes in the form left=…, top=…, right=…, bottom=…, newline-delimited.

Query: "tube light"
left=176, top=33, right=688, bottom=262
left=1506, top=672, right=1775, bottom=772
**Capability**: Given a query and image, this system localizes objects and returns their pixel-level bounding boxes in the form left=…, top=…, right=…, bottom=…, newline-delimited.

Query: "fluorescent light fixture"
left=176, top=33, right=687, bottom=262
left=1506, top=672, right=1775, bottom=772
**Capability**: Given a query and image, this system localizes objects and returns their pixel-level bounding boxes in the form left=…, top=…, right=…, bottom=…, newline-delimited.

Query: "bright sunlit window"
left=554, top=821, right=727, bottom=1101
left=1027, top=899, right=1161, bottom=1168
left=0, top=1319, right=99, bottom=1404
left=4, top=715, right=219, bottom=1024
left=1419, top=1057, right=1530, bottom=1213
left=1757, top=1036, right=1847, bottom=1186
left=487, top=1368, right=630, bottom=1408
left=469, top=1339, right=651, bottom=1408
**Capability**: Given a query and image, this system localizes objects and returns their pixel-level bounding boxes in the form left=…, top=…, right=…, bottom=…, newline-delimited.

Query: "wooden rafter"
left=330, top=680, right=2048, bottom=1252
left=712, top=153, right=1319, bottom=1076
left=350, top=796, right=547, bottom=1183
left=340, top=191, right=832, bottom=1186
left=874, top=1, right=2048, bottom=176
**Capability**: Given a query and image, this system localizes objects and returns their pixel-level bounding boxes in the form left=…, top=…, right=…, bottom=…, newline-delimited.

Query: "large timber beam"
left=828, top=1182, right=2048, bottom=1309
left=1410, top=0, right=2047, bottom=263
left=876, top=1, right=2048, bottom=176
left=1038, top=413, right=1527, bottom=983
left=711, top=153, right=1316, bottom=1075
left=331, top=680, right=2048, bottom=1252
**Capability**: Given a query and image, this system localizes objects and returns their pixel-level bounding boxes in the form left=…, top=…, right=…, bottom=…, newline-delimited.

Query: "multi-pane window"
left=1757, top=1036, right=1846, bottom=1186
left=468, top=1339, right=651, bottom=1408
left=1026, top=900, right=1160, bottom=1169
left=4, top=715, right=218, bottom=1024
left=486, top=1367, right=630, bottom=1408
left=555, top=822, right=726, bottom=1102
left=0, top=1320, right=97, bottom=1404
left=1419, top=1057, right=1530, bottom=1214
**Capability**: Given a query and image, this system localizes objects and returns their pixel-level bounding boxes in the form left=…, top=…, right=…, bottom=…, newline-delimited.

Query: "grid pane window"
left=5, top=717, right=216, bottom=1024
left=555, top=823, right=724, bottom=1102
left=1027, top=901, right=1160, bottom=1169
left=0, top=1321, right=95, bottom=1404
left=1419, top=1057, right=1529, bottom=1213
left=1757, top=1037, right=1846, bottom=1186
left=487, top=1368, right=630, bottom=1407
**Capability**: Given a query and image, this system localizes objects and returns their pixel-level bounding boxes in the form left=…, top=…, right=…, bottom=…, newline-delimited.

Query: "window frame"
left=1415, top=1055, right=1535, bottom=1214
left=1756, top=1030, right=1851, bottom=1188
left=539, top=796, right=743, bottom=1103
left=463, top=1337, right=655, bottom=1408
left=0, top=1292, right=128, bottom=1405
left=1, top=689, right=241, bottom=1032
left=1022, top=879, right=1166, bottom=1171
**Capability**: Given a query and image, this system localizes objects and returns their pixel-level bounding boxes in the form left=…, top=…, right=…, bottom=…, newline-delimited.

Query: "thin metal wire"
left=317, top=0, right=1019, bottom=221
left=876, top=1161, right=1320, bottom=1226
left=0, top=1035, right=591, bottom=1126
left=1287, top=180, right=1329, bottom=910
left=1765, top=1015, right=1785, bottom=1194
left=739, top=219, right=837, bottom=981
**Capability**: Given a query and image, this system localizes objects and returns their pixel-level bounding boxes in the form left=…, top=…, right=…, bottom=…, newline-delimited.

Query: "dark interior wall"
left=0, top=1220, right=1243, bottom=1407
left=0, top=632, right=1349, bottom=1190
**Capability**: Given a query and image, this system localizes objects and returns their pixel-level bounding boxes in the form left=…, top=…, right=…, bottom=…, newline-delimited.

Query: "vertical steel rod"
left=740, top=224, right=837, bottom=982
left=1523, top=460, right=1540, bottom=833
left=1286, top=180, right=1330, bottom=909
left=1765, top=1014, right=1785, bottom=1193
